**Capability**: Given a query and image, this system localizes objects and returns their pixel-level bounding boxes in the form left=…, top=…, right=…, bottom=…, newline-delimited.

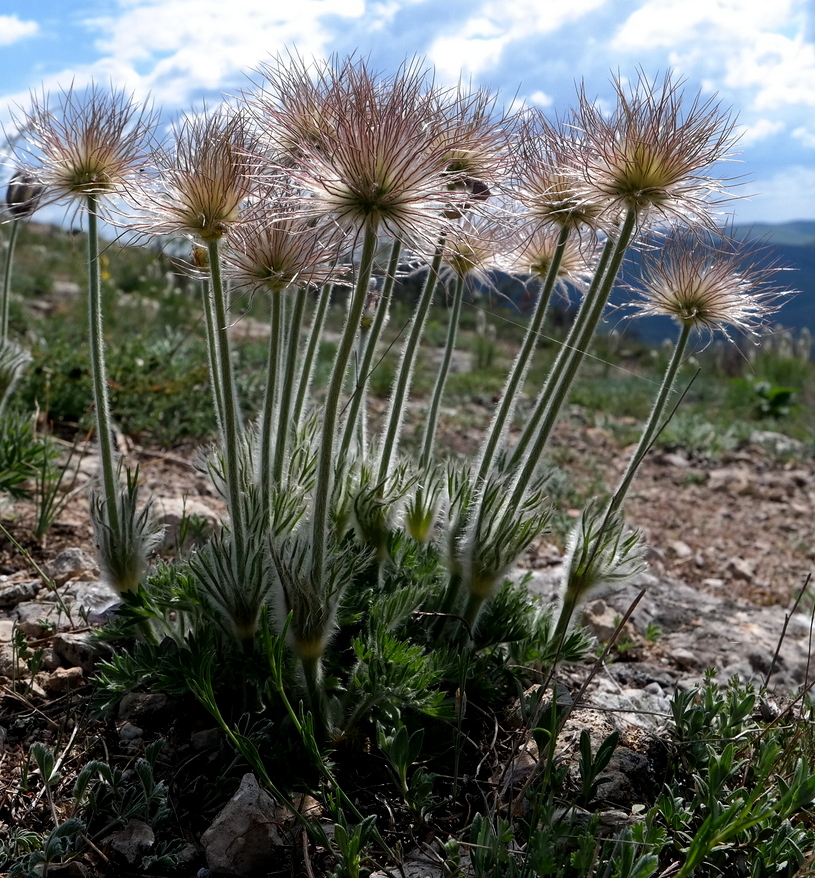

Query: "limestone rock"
left=0, top=580, right=39, bottom=608
left=46, top=667, right=85, bottom=693
left=102, top=819, right=155, bottom=864
left=750, top=430, right=806, bottom=457
left=14, top=601, right=71, bottom=637
left=62, top=581, right=118, bottom=617
left=47, top=548, right=98, bottom=587
left=119, top=722, right=144, bottom=742
left=153, top=496, right=219, bottom=552
left=582, top=599, right=632, bottom=643
left=202, top=773, right=286, bottom=877
left=0, top=644, right=24, bottom=677
left=52, top=632, right=105, bottom=672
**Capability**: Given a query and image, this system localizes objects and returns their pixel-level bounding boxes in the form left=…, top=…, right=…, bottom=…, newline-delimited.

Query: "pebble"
left=119, top=723, right=144, bottom=742
left=0, top=581, right=40, bottom=608
left=47, top=548, right=98, bottom=587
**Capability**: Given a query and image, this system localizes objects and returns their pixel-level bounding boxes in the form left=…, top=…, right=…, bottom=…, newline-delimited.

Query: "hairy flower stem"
left=508, top=231, right=616, bottom=470
left=206, top=238, right=245, bottom=559
left=355, top=328, right=370, bottom=453
left=551, top=591, right=581, bottom=651
left=377, top=239, right=445, bottom=484
left=1, top=220, right=20, bottom=344
left=506, top=208, right=637, bottom=513
left=339, top=239, right=402, bottom=462
left=202, top=280, right=226, bottom=436
left=311, top=227, right=378, bottom=586
left=300, top=654, right=329, bottom=742
left=608, top=321, right=691, bottom=517
left=86, top=194, right=119, bottom=533
left=421, top=273, right=465, bottom=470
left=293, top=283, right=332, bottom=430
left=475, top=224, right=571, bottom=485
left=274, top=286, right=307, bottom=483
left=462, top=591, right=486, bottom=638
left=260, top=289, right=283, bottom=506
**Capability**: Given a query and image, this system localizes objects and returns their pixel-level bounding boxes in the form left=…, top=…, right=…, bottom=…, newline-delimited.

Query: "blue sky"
left=1, top=0, right=814, bottom=224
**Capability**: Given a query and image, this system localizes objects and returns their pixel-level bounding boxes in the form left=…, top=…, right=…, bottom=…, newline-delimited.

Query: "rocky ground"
left=2, top=410, right=814, bottom=706
left=1, top=414, right=814, bottom=876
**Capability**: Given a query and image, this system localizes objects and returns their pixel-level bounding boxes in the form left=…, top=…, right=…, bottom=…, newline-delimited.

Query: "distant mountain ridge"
left=734, top=220, right=815, bottom=249
left=606, top=221, right=815, bottom=347
left=731, top=220, right=815, bottom=337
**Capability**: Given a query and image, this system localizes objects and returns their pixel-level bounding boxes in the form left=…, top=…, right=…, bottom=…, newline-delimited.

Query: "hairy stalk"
left=475, top=224, right=571, bottom=484
left=86, top=194, right=119, bottom=533
left=206, top=238, right=245, bottom=557
left=461, top=591, right=485, bottom=636
left=377, top=239, right=445, bottom=483
left=508, top=228, right=617, bottom=469
left=310, top=227, right=378, bottom=586
left=421, top=273, right=465, bottom=469
left=202, top=280, right=226, bottom=438
left=339, top=239, right=402, bottom=461
left=259, top=289, right=283, bottom=505
left=1, top=219, right=20, bottom=344
left=355, top=325, right=370, bottom=453
left=274, top=285, right=307, bottom=482
left=506, top=208, right=637, bottom=512
left=300, top=654, right=329, bottom=744
left=608, top=321, right=691, bottom=517
left=293, top=282, right=332, bottom=429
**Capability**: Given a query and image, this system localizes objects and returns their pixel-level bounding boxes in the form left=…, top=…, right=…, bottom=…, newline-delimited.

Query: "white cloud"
left=724, top=32, right=815, bottom=110
left=0, top=14, right=38, bottom=47
left=529, top=90, right=553, bottom=107
left=736, top=118, right=784, bottom=145
left=734, top=165, right=815, bottom=223
left=613, top=0, right=794, bottom=51
left=792, top=126, right=815, bottom=148
left=82, top=0, right=365, bottom=106
left=612, top=0, right=815, bottom=111
left=426, top=0, right=609, bottom=81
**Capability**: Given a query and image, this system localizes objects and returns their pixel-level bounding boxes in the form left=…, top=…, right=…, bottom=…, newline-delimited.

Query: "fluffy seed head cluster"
left=514, top=110, right=603, bottom=231
left=441, top=217, right=505, bottom=281
left=632, top=229, right=787, bottom=338
left=508, top=222, right=597, bottom=287
left=131, top=108, right=262, bottom=242
left=251, top=54, right=349, bottom=165
left=222, top=199, right=343, bottom=294
left=575, top=72, right=737, bottom=225
left=256, top=58, right=499, bottom=244
left=14, top=84, right=155, bottom=202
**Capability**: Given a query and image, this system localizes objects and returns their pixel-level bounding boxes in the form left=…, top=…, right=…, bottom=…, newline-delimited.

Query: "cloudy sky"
left=0, top=0, right=813, bottom=224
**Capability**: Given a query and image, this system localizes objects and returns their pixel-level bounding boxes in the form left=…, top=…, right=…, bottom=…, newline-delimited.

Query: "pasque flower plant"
left=6, top=60, right=793, bottom=762
left=12, top=85, right=161, bottom=595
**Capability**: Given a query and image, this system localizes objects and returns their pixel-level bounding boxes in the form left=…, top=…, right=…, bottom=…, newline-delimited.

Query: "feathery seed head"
left=251, top=53, right=347, bottom=166
left=269, top=58, right=481, bottom=243
left=132, top=107, right=263, bottom=242
left=222, top=198, right=344, bottom=294
left=631, top=228, right=788, bottom=339
left=441, top=216, right=504, bottom=281
left=14, top=84, right=155, bottom=202
left=508, top=221, right=597, bottom=287
left=514, top=109, right=603, bottom=231
left=433, top=85, right=512, bottom=217
left=575, top=72, right=737, bottom=225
